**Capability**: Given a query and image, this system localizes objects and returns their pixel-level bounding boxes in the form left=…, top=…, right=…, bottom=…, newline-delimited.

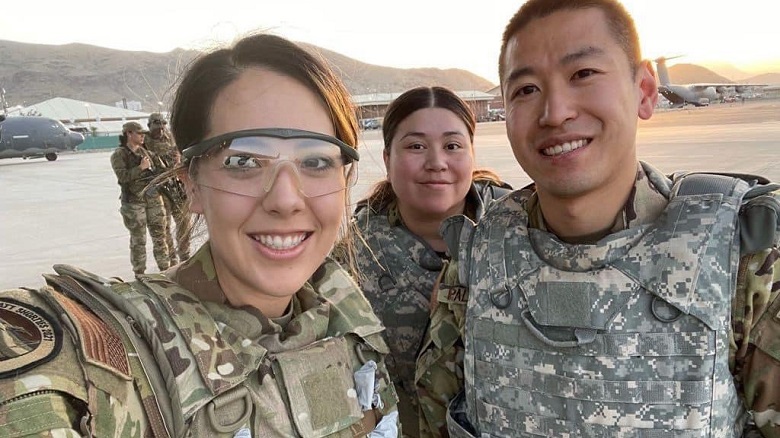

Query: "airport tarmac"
left=1, top=100, right=779, bottom=289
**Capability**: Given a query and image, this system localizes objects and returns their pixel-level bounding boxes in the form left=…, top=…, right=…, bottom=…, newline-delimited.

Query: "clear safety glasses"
left=184, top=128, right=359, bottom=198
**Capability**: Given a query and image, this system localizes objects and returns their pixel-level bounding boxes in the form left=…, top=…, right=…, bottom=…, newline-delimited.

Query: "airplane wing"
left=688, top=83, right=766, bottom=92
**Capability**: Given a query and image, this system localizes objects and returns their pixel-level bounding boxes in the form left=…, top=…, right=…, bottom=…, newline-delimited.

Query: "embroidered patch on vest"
left=0, top=298, right=63, bottom=378
left=50, top=290, right=132, bottom=379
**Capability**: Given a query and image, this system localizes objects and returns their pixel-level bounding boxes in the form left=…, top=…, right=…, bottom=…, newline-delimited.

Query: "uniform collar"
left=527, top=163, right=668, bottom=243
left=385, top=183, right=482, bottom=227
left=168, top=242, right=225, bottom=303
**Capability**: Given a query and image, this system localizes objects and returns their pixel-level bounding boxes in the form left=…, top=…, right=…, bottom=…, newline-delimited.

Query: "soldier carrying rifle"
left=110, top=121, right=170, bottom=276
left=144, top=112, right=192, bottom=265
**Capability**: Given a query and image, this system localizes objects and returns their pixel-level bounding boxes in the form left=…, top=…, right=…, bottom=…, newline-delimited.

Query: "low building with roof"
left=8, top=97, right=150, bottom=135
left=353, top=90, right=499, bottom=123
left=10, top=89, right=506, bottom=142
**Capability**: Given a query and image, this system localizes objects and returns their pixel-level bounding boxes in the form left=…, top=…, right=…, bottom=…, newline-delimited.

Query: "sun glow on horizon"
left=0, top=0, right=777, bottom=85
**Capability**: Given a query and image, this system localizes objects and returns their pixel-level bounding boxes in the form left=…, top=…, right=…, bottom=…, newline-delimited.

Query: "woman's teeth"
left=255, top=234, right=306, bottom=249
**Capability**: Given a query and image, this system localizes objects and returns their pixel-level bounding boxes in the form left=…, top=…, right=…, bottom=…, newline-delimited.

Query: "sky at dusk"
left=1, top=0, right=777, bottom=84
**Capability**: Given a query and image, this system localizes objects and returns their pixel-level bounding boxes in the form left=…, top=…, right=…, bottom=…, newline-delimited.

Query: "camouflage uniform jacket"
left=443, top=162, right=780, bottom=438
left=353, top=181, right=511, bottom=438
left=110, top=144, right=159, bottom=204
left=0, top=243, right=400, bottom=437
left=144, top=132, right=177, bottom=169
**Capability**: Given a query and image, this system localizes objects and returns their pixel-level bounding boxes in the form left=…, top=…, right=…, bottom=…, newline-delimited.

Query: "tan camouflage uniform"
left=144, top=131, right=191, bottom=264
left=444, top=162, right=780, bottom=437
left=353, top=181, right=510, bottom=437
left=110, top=144, right=170, bottom=274
left=0, top=243, right=400, bottom=437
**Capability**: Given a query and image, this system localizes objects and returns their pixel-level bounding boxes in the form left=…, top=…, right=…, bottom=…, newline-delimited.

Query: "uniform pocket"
left=0, top=391, right=85, bottom=437
left=273, top=336, right=363, bottom=438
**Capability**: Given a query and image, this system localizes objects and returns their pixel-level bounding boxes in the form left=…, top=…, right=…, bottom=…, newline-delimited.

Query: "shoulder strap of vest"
left=440, top=214, right=478, bottom=287
left=88, top=270, right=261, bottom=436
left=671, top=171, right=745, bottom=197
left=671, top=171, right=780, bottom=255
left=44, top=266, right=177, bottom=438
left=671, top=171, right=774, bottom=194
left=354, top=207, right=397, bottom=282
left=474, top=180, right=513, bottom=217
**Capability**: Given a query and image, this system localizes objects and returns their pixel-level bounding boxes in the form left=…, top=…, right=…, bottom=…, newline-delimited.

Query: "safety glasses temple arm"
left=181, top=128, right=359, bottom=162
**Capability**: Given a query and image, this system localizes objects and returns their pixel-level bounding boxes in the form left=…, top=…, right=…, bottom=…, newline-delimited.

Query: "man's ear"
left=181, top=171, right=203, bottom=214
left=637, top=60, right=658, bottom=120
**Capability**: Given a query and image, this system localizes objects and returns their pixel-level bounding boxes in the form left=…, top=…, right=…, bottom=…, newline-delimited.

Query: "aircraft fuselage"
left=0, top=115, right=84, bottom=161
left=658, top=84, right=718, bottom=107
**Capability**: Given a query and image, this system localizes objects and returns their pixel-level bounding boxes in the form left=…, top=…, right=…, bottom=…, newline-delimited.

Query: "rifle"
left=146, top=153, right=187, bottom=206
left=160, top=176, right=187, bottom=206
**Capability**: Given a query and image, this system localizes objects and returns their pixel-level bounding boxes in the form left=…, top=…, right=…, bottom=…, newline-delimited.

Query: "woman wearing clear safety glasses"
left=0, top=33, right=399, bottom=437
left=348, top=87, right=512, bottom=438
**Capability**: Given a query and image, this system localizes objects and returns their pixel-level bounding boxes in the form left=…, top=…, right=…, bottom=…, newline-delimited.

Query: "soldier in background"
left=111, top=120, right=170, bottom=276
left=350, top=86, right=511, bottom=437
left=145, top=112, right=191, bottom=264
left=445, top=0, right=780, bottom=437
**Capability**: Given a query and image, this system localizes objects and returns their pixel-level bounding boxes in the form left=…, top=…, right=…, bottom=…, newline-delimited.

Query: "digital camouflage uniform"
left=444, top=162, right=780, bottom=437
left=110, top=144, right=170, bottom=275
left=144, top=131, right=191, bottom=265
left=0, top=243, right=400, bottom=437
left=353, top=181, right=511, bottom=438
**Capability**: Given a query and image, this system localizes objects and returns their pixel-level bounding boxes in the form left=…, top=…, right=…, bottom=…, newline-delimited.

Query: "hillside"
left=299, top=43, right=493, bottom=95
left=703, top=62, right=752, bottom=81
left=0, top=39, right=495, bottom=110
left=743, top=72, right=780, bottom=85
left=666, top=64, right=732, bottom=84
left=0, top=40, right=195, bottom=110
left=668, top=63, right=780, bottom=85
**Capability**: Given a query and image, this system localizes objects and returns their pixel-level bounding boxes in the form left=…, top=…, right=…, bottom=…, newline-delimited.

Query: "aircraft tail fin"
left=654, top=57, right=671, bottom=86
left=654, top=56, right=683, bottom=87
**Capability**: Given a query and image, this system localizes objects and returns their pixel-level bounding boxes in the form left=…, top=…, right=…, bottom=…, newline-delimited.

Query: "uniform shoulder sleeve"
left=110, top=147, right=142, bottom=184
left=731, top=247, right=780, bottom=437
left=1, top=283, right=154, bottom=438
left=0, top=288, right=88, bottom=436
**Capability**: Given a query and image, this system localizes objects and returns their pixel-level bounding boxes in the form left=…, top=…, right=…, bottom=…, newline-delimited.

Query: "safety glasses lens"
left=192, top=136, right=354, bottom=198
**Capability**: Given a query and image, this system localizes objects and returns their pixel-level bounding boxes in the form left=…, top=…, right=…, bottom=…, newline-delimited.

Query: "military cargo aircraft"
left=0, top=115, right=84, bottom=161
left=655, top=57, right=765, bottom=108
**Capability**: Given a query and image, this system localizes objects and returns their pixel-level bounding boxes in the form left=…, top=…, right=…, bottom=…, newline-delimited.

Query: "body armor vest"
left=356, top=181, right=511, bottom=437
left=44, top=263, right=393, bottom=438
left=355, top=182, right=511, bottom=395
left=144, top=133, right=176, bottom=168
left=355, top=202, right=444, bottom=394
left=459, top=172, right=756, bottom=437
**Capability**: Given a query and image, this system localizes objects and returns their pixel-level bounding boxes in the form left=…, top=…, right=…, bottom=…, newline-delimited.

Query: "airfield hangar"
left=353, top=90, right=499, bottom=123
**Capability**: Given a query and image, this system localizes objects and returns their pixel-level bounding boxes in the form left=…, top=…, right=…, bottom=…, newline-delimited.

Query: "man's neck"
left=127, top=142, right=142, bottom=152
left=538, top=165, right=638, bottom=243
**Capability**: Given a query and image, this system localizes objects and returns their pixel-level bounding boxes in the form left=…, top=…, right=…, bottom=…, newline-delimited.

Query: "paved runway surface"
left=2, top=100, right=779, bottom=288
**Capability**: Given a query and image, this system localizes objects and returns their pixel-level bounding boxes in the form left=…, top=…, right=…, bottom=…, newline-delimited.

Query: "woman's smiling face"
left=384, top=107, right=475, bottom=223
left=186, top=67, right=346, bottom=316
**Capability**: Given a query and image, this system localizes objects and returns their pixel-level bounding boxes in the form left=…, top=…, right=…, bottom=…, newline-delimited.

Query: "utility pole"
left=1, top=87, right=8, bottom=117
left=84, top=103, right=92, bottom=130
